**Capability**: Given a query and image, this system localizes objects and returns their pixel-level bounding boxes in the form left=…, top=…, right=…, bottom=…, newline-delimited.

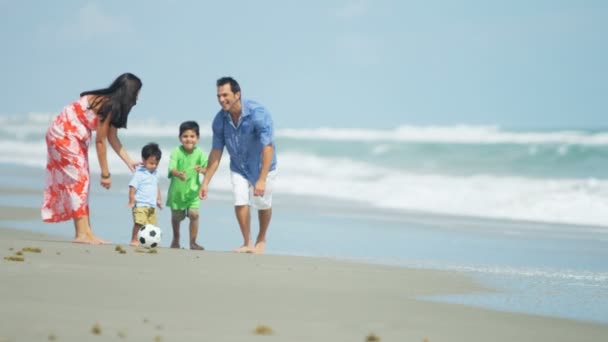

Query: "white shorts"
left=230, top=170, right=277, bottom=209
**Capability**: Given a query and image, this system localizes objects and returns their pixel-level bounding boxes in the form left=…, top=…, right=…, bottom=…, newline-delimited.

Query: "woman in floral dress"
left=42, top=73, right=142, bottom=244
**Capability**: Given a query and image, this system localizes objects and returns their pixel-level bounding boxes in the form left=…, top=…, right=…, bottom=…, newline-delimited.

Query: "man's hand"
left=254, top=179, right=266, bottom=197
left=199, top=184, right=209, bottom=200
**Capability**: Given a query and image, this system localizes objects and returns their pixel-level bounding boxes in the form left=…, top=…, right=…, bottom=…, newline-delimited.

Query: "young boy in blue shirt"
left=128, top=142, right=162, bottom=246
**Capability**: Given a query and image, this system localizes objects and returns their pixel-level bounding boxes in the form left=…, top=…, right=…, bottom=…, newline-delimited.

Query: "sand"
left=1, top=206, right=608, bottom=341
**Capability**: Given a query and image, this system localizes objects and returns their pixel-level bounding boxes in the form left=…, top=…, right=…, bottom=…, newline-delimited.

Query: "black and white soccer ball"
left=137, top=224, right=162, bottom=248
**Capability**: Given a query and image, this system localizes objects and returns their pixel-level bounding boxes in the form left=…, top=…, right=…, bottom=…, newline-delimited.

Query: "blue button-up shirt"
left=211, top=98, right=277, bottom=185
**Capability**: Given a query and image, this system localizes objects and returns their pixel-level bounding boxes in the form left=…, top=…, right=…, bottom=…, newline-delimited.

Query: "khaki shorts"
left=171, top=208, right=199, bottom=221
left=132, top=207, right=157, bottom=226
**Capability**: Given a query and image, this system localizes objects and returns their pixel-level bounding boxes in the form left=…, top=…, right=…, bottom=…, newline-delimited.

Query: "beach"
left=2, top=0, right=607, bottom=339
left=2, top=227, right=608, bottom=342
left=2, top=120, right=608, bottom=340
left=2, top=203, right=608, bottom=342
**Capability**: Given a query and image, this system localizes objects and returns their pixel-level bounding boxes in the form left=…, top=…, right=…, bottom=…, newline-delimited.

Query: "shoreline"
left=2, top=187, right=608, bottom=341
left=2, top=229, right=608, bottom=341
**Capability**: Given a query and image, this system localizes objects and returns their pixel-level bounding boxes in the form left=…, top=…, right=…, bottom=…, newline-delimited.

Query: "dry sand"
left=1, top=210, right=608, bottom=341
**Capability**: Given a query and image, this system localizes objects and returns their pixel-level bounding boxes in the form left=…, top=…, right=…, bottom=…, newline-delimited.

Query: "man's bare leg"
left=188, top=209, right=204, bottom=250
left=252, top=208, right=272, bottom=254
left=233, top=205, right=252, bottom=252
left=170, top=214, right=182, bottom=248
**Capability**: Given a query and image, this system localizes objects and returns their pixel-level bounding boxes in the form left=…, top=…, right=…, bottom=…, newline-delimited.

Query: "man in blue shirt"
left=199, top=77, right=277, bottom=254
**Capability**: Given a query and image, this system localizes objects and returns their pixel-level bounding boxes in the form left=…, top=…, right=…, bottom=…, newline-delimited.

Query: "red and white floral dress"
left=42, top=96, right=99, bottom=222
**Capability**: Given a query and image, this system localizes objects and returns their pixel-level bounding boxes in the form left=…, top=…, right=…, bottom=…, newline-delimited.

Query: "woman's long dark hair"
left=80, top=73, right=142, bottom=128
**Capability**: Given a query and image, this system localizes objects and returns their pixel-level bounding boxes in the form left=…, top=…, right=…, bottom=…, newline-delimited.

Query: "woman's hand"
left=127, top=160, right=141, bottom=172
left=101, top=176, right=112, bottom=189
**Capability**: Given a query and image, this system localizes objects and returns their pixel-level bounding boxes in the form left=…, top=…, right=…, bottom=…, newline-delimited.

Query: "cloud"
left=57, top=3, right=133, bottom=41
left=335, top=0, right=370, bottom=18
left=332, top=1, right=381, bottom=65
left=335, top=33, right=382, bottom=66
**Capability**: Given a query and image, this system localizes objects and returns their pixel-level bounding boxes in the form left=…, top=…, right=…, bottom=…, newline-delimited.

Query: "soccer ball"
left=137, top=224, right=162, bottom=248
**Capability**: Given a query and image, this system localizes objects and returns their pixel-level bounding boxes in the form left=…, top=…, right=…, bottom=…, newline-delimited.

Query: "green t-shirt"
left=165, top=146, right=208, bottom=209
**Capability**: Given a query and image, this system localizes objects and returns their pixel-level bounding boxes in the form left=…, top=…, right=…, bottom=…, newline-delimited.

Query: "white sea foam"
left=276, top=152, right=608, bottom=227
left=333, top=256, right=608, bottom=284
left=3, top=115, right=608, bottom=145
left=434, top=263, right=608, bottom=284
left=278, top=125, right=608, bottom=145
left=3, top=116, right=608, bottom=227
left=3, top=139, right=608, bottom=227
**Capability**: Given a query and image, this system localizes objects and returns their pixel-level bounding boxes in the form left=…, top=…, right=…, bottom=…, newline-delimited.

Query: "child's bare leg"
left=233, top=205, right=253, bottom=252
left=188, top=209, right=204, bottom=250
left=130, top=223, right=141, bottom=246
left=170, top=211, right=182, bottom=248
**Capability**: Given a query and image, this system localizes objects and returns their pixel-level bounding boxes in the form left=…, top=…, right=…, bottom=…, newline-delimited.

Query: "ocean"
left=1, top=113, right=607, bottom=324
left=4, top=114, right=608, bottom=227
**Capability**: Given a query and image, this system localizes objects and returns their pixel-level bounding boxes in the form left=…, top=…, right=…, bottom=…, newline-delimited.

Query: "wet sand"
left=1, top=223, right=608, bottom=341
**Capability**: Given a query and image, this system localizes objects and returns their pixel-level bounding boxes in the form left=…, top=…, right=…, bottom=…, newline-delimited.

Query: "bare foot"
left=190, top=242, right=205, bottom=250
left=233, top=245, right=253, bottom=253
left=129, top=240, right=139, bottom=247
left=91, top=235, right=111, bottom=245
left=170, top=240, right=180, bottom=249
left=251, top=241, right=266, bottom=254
left=72, top=236, right=98, bottom=244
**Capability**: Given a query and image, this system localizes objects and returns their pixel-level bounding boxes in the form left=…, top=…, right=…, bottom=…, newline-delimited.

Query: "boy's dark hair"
left=216, top=77, right=241, bottom=94
left=179, top=121, right=200, bottom=137
left=141, top=142, right=162, bottom=161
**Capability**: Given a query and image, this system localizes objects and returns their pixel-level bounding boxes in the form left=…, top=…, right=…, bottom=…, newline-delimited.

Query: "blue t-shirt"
left=129, top=166, right=159, bottom=208
left=211, top=98, right=277, bottom=185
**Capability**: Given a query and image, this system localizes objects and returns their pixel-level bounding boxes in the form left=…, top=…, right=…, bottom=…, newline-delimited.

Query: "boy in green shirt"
left=166, top=121, right=208, bottom=249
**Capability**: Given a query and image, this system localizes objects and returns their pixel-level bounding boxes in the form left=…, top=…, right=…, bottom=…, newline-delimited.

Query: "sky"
left=0, top=0, right=606, bottom=129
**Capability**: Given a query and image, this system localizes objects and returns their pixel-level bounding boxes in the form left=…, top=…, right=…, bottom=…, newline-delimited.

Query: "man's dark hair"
left=217, top=77, right=241, bottom=94
left=141, top=142, right=162, bottom=161
left=179, top=121, right=200, bottom=137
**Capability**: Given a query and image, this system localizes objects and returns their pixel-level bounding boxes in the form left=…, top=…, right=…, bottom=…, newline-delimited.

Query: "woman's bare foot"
left=170, top=239, right=180, bottom=249
left=251, top=241, right=266, bottom=254
left=73, top=232, right=109, bottom=245
left=91, top=235, right=111, bottom=245
left=190, top=242, right=205, bottom=250
left=129, top=240, right=139, bottom=247
left=72, top=236, right=98, bottom=244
